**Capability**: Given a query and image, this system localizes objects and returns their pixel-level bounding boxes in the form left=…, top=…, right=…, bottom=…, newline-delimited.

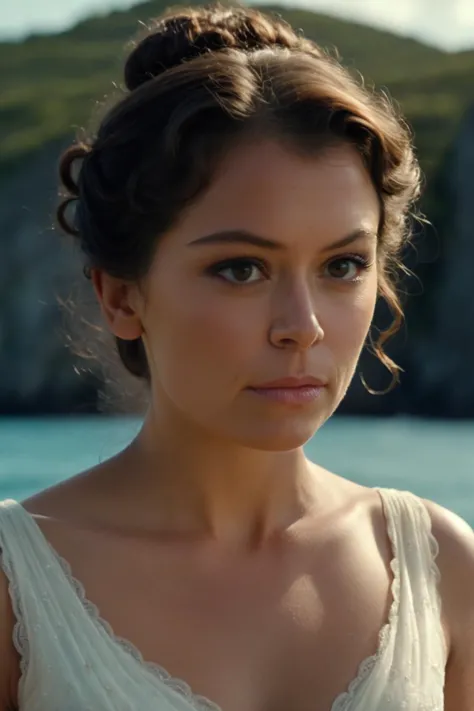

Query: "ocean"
left=1, top=415, right=473, bottom=526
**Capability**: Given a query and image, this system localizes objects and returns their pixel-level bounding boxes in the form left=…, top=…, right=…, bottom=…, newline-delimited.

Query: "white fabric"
left=0, top=488, right=447, bottom=711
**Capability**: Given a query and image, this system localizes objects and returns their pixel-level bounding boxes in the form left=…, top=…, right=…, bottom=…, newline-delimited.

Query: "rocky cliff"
left=408, top=106, right=474, bottom=417
left=0, top=139, right=102, bottom=414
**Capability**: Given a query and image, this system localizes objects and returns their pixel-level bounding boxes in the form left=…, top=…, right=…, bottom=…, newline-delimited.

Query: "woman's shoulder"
left=420, top=496, right=474, bottom=615
left=342, top=483, right=474, bottom=681
left=417, top=496, right=474, bottom=702
left=420, top=495, right=474, bottom=548
left=15, top=461, right=118, bottom=537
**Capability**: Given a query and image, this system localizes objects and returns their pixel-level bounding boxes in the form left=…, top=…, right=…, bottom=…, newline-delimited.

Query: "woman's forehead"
left=158, top=139, right=380, bottom=252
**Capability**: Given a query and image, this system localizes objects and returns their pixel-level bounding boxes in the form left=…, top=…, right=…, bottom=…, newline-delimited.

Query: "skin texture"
left=1, top=138, right=474, bottom=710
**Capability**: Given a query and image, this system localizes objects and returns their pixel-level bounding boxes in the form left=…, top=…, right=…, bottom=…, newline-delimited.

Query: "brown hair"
left=57, top=3, right=421, bottom=393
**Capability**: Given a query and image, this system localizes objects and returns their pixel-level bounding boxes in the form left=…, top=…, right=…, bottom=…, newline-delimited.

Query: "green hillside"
left=1, top=0, right=473, bottom=183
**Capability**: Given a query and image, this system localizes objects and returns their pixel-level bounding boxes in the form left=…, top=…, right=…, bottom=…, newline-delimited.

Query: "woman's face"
left=138, top=138, right=380, bottom=450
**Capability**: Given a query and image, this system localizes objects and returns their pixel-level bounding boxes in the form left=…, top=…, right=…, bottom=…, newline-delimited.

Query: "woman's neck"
left=112, top=406, right=324, bottom=548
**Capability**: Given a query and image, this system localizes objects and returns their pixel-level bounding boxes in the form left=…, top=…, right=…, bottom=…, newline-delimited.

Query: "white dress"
left=0, top=488, right=447, bottom=710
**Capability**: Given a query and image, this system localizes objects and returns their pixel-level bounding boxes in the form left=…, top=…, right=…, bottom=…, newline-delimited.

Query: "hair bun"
left=124, top=4, right=312, bottom=91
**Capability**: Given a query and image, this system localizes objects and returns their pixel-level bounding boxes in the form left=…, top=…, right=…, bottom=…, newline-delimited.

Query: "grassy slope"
left=0, top=0, right=473, bottom=182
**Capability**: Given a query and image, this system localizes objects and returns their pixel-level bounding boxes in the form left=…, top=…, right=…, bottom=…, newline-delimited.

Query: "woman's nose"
left=268, top=282, right=325, bottom=350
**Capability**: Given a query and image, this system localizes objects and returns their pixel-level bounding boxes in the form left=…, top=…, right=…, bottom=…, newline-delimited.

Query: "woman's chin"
left=232, top=420, right=324, bottom=452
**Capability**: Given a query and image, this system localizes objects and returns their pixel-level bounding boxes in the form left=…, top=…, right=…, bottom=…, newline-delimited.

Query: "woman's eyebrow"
left=187, top=228, right=377, bottom=251
left=188, top=230, right=282, bottom=249
left=320, top=228, right=377, bottom=253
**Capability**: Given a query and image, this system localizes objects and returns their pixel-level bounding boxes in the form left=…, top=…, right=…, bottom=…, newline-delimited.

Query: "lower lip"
left=248, top=385, right=325, bottom=404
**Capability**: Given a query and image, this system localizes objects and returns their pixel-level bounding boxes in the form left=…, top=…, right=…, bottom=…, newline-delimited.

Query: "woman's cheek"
left=161, top=294, right=261, bottom=383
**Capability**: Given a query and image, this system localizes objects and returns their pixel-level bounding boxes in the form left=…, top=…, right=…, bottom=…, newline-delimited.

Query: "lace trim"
left=0, top=531, right=29, bottom=705
left=416, top=496, right=448, bottom=662
left=329, top=488, right=401, bottom=711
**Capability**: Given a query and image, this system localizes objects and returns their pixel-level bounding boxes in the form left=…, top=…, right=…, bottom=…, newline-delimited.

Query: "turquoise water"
left=1, top=415, right=473, bottom=525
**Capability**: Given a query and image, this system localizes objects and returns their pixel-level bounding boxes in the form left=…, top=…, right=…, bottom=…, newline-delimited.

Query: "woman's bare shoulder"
left=421, top=496, right=474, bottom=612
left=20, top=458, right=122, bottom=527
left=421, top=496, right=474, bottom=592
left=421, top=497, right=474, bottom=707
left=21, top=450, right=132, bottom=524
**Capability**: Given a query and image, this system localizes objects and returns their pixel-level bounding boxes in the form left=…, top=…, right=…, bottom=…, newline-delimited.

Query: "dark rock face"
left=410, top=106, right=474, bottom=418
left=0, top=139, right=101, bottom=415
left=1, top=108, right=473, bottom=417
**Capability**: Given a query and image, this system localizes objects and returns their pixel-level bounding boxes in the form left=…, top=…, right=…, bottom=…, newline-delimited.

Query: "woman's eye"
left=213, top=259, right=266, bottom=284
left=325, top=256, right=370, bottom=281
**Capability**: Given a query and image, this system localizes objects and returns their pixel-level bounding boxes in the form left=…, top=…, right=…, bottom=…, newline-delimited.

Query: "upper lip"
left=250, top=376, right=327, bottom=389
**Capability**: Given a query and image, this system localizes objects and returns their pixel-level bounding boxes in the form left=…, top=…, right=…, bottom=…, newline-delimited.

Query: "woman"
left=1, top=4, right=473, bottom=710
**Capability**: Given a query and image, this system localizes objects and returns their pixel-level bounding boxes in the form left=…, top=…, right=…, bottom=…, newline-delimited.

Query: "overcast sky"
left=2, top=0, right=474, bottom=51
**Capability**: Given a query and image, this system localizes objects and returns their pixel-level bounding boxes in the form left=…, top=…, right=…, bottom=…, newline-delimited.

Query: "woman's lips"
left=247, top=377, right=327, bottom=404
left=248, top=384, right=325, bottom=404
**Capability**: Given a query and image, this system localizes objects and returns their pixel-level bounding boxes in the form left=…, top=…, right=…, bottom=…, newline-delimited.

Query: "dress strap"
left=376, top=488, right=448, bottom=669
left=0, top=499, right=91, bottom=705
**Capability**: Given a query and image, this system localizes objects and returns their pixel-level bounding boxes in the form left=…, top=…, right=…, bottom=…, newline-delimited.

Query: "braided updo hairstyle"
left=57, top=3, right=421, bottom=390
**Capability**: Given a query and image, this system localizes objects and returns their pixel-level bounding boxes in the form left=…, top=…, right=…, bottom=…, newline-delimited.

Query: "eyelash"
left=207, top=254, right=373, bottom=285
left=327, top=254, right=373, bottom=283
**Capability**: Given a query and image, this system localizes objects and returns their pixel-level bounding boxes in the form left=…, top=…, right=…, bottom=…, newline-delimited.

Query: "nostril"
left=270, top=324, right=324, bottom=349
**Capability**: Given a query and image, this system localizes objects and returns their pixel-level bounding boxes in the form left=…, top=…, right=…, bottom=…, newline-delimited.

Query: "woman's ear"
left=90, top=268, right=144, bottom=341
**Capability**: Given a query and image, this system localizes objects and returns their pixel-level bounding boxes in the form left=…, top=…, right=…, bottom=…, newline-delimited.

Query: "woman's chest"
left=28, top=503, right=402, bottom=708
left=27, top=571, right=440, bottom=711
left=46, top=531, right=398, bottom=711
left=20, top=512, right=445, bottom=711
